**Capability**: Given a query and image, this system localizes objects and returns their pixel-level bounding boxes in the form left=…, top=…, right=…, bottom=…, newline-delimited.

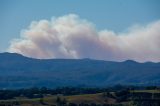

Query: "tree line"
left=0, top=85, right=159, bottom=100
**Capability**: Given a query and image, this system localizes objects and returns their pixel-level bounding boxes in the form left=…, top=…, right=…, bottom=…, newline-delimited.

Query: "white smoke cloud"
left=8, top=14, right=160, bottom=62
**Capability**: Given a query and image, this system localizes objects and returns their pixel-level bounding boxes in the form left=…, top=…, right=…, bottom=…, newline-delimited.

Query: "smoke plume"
left=8, top=14, right=160, bottom=62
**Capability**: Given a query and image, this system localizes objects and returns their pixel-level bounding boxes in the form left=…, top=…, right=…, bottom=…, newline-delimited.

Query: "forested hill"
left=0, top=52, right=160, bottom=88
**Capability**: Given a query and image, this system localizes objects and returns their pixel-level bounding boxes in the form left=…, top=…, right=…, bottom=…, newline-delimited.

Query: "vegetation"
left=0, top=85, right=159, bottom=106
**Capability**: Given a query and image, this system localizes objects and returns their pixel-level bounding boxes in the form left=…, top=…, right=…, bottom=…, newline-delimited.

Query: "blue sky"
left=0, top=0, right=160, bottom=52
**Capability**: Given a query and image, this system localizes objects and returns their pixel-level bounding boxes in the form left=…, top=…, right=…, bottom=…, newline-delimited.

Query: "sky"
left=0, top=0, right=160, bottom=62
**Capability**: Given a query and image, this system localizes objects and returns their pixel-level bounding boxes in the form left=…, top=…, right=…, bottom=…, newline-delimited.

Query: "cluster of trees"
left=131, top=92, right=160, bottom=106
left=102, top=89, right=131, bottom=102
left=0, top=87, right=109, bottom=100
left=0, top=85, right=159, bottom=100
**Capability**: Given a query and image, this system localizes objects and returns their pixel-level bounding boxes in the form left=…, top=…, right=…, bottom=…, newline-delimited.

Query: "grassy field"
left=66, top=93, right=116, bottom=104
left=130, top=89, right=160, bottom=93
left=0, top=93, right=121, bottom=106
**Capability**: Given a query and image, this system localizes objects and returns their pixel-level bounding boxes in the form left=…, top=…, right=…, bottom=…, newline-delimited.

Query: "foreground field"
left=0, top=89, right=160, bottom=106
left=0, top=93, right=124, bottom=106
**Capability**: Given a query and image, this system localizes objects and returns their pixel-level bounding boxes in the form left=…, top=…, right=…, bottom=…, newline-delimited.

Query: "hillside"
left=0, top=52, right=160, bottom=88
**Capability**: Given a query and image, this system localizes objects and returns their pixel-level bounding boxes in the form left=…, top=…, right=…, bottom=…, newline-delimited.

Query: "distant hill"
left=0, top=52, right=160, bottom=88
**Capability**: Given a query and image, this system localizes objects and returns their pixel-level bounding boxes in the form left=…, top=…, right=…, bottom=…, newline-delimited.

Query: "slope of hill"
left=0, top=52, right=160, bottom=88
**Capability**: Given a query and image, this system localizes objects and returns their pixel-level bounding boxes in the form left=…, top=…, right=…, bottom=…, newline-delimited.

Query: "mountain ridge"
left=0, top=52, right=159, bottom=63
left=0, top=52, right=160, bottom=89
